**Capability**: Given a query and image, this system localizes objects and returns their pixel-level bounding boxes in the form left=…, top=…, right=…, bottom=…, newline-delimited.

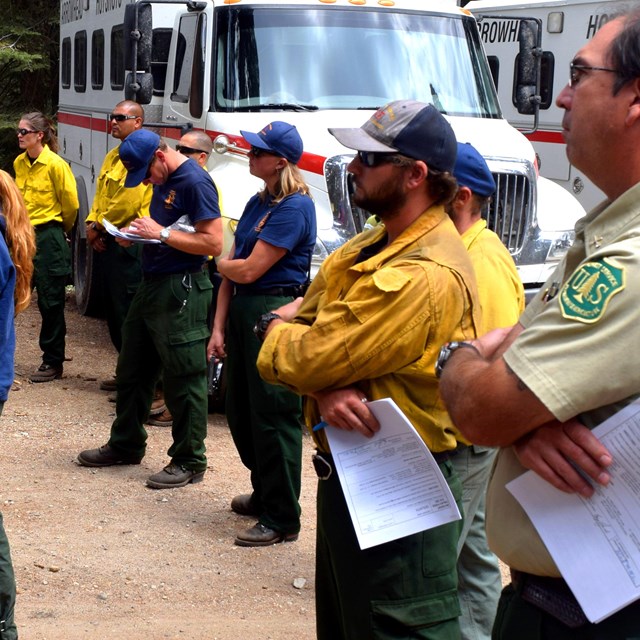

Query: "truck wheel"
left=72, top=178, right=105, bottom=317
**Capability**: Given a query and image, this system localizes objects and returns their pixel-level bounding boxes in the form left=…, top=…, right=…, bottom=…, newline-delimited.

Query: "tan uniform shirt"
left=486, top=182, right=640, bottom=576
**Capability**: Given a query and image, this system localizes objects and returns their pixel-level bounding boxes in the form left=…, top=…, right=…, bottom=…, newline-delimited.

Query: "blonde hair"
left=0, top=171, right=36, bottom=314
left=20, top=112, right=59, bottom=154
left=260, top=162, right=311, bottom=204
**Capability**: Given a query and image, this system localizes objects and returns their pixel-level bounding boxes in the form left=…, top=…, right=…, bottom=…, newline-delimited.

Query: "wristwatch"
left=159, top=227, right=171, bottom=243
left=253, top=312, right=282, bottom=342
left=435, top=341, right=480, bottom=379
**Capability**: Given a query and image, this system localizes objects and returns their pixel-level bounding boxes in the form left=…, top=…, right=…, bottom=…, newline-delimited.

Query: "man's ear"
left=406, top=160, right=428, bottom=190
left=456, top=186, right=474, bottom=205
left=626, top=77, right=640, bottom=128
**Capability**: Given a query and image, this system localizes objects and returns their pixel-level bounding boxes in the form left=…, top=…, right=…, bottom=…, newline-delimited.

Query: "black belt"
left=34, top=220, right=63, bottom=231
left=142, top=267, right=206, bottom=282
left=235, top=285, right=305, bottom=297
left=511, top=569, right=589, bottom=629
left=312, top=448, right=450, bottom=481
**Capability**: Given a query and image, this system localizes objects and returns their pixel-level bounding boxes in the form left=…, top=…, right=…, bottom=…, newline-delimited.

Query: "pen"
left=313, top=420, right=328, bottom=432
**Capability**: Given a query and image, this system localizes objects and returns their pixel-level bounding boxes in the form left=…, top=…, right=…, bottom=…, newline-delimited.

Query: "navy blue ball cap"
left=119, top=129, right=161, bottom=187
left=328, top=100, right=457, bottom=173
left=240, top=121, right=304, bottom=164
left=453, top=142, right=496, bottom=197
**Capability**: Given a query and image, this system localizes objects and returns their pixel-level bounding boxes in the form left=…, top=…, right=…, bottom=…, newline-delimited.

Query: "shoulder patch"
left=372, top=267, right=411, bottom=292
left=559, top=259, right=625, bottom=324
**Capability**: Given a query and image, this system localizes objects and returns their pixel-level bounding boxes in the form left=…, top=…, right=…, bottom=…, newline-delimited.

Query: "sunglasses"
left=357, top=150, right=403, bottom=168
left=108, top=113, right=138, bottom=122
left=250, top=146, right=277, bottom=158
left=176, top=144, right=208, bottom=156
left=145, top=152, right=158, bottom=180
left=17, top=128, right=37, bottom=136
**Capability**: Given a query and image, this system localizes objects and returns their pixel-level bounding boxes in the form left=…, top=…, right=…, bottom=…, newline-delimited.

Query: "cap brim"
left=124, top=167, right=147, bottom=188
left=240, top=130, right=274, bottom=153
left=328, top=127, right=398, bottom=153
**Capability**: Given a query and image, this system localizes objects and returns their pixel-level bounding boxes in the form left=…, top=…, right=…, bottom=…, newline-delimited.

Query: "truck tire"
left=72, top=177, right=105, bottom=317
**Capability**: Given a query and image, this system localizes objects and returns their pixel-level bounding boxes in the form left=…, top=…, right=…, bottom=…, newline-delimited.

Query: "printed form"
left=507, top=399, right=640, bottom=623
left=325, top=398, right=460, bottom=550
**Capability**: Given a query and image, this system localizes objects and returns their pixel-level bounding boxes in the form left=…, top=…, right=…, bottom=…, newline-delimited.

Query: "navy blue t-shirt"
left=233, top=191, right=316, bottom=291
left=143, top=159, right=220, bottom=274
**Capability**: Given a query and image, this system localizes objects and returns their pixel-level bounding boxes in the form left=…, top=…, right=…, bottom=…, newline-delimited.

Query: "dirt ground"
left=5, top=294, right=318, bottom=640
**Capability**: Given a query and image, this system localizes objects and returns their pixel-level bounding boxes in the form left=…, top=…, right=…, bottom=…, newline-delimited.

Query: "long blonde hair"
left=0, top=171, right=36, bottom=314
left=260, top=162, right=311, bottom=204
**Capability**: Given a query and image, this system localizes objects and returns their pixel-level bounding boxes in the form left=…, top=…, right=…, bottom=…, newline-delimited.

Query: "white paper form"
left=102, top=218, right=161, bottom=244
left=325, top=398, right=461, bottom=550
left=507, top=399, right=640, bottom=623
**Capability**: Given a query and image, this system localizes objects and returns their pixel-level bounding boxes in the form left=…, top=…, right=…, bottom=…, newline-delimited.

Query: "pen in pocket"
left=312, top=420, right=328, bottom=432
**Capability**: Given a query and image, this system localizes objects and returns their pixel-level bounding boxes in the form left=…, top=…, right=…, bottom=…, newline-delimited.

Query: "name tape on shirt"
left=559, top=258, right=625, bottom=324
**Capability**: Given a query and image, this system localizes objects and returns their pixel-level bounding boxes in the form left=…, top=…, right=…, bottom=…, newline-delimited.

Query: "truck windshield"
left=214, top=7, right=501, bottom=118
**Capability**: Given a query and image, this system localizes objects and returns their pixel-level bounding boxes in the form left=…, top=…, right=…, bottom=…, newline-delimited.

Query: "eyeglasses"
left=17, top=128, right=37, bottom=136
left=144, top=152, right=158, bottom=181
left=250, top=146, right=276, bottom=158
left=108, top=113, right=139, bottom=122
left=357, top=150, right=404, bottom=168
left=569, top=61, right=617, bottom=87
left=176, top=144, right=208, bottom=156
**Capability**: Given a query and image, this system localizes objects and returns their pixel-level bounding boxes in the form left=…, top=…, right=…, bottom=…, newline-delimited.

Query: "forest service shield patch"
left=559, top=259, right=625, bottom=323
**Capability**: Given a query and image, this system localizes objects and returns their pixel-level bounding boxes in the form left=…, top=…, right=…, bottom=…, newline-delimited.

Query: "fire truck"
left=58, top=0, right=585, bottom=317
left=470, top=0, right=618, bottom=211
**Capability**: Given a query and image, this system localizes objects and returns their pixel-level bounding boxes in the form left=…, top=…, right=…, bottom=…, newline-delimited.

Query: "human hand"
left=314, top=387, right=379, bottom=438
left=128, top=217, right=163, bottom=240
left=86, top=224, right=107, bottom=253
left=513, top=419, right=613, bottom=497
left=473, top=326, right=515, bottom=360
left=207, top=328, right=226, bottom=361
left=273, top=297, right=304, bottom=322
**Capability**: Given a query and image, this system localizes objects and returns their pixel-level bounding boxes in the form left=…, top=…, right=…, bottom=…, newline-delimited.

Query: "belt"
left=511, top=569, right=589, bottom=629
left=312, top=448, right=450, bottom=481
left=142, top=267, right=206, bottom=282
left=235, top=285, right=306, bottom=297
left=34, top=220, right=63, bottom=231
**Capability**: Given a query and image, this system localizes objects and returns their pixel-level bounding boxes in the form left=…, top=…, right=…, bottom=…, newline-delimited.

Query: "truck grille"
left=485, top=171, right=532, bottom=256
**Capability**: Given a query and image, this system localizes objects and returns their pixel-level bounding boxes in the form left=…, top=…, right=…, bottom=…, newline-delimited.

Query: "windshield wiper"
left=254, top=103, right=319, bottom=112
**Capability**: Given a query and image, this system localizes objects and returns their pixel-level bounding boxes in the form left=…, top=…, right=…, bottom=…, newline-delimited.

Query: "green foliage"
left=0, top=0, right=60, bottom=172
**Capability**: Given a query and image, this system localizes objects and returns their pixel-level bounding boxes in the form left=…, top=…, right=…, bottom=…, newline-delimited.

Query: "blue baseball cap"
left=453, top=142, right=496, bottom=197
left=328, top=100, right=457, bottom=173
left=120, top=129, right=161, bottom=187
left=240, top=121, right=304, bottom=164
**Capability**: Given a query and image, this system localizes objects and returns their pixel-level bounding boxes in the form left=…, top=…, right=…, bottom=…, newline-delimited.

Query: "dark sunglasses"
left=357, top=150, right=401, bottom=168
left=108, top=113, right=138, bottom=122
left=145, top=152, right=158, bottom=180
left=250, top=145, right=276, bottom=158
left=17, top=128, right=37, bottom=136
left=176, top=144, right=208, bottom=156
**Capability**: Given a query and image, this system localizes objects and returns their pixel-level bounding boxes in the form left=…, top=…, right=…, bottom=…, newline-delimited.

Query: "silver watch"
left=159, top=227, right=171, bottom=243
left=435, top=341, right=480, bottom=378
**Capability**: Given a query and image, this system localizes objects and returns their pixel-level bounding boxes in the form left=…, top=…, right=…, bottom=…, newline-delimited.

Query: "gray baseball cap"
left=329, top=100, right=457, bottom=173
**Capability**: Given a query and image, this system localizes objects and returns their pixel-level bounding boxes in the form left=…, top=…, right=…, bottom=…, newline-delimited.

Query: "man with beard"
left=254, top=100, right=481, bottom=639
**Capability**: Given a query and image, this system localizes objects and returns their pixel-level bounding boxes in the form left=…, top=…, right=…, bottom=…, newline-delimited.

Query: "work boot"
left=234, top=523, right=298, bottom=547
left=146, top=462, right=205, bottom=489
left=149, top=390, right=166, bottom=416
left=231, top=494, right=260, bottom=517
left=77, top=444, right=143, bottom=467
left=147, top=409, right=173, bottom=428
left=30, top=363, right=63, bottom=383
left=99, top=376, right=117, bottom=391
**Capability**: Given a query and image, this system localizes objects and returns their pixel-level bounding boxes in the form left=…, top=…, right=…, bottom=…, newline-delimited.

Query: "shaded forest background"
left=1, top=0, right=60, bottom=172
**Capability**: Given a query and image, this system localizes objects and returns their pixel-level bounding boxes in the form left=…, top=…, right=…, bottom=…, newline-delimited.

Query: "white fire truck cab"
left=58, top=0, right=585, bottom=315
left=470, top=0, right=619, bottom=211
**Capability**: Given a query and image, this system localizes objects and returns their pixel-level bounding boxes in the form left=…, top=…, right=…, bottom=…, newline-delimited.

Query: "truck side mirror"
left=514, top=17, right=542, bottom=118
left=124, top=3, right=153, bottom=105
left=124, top=3, right=153, bottom=73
